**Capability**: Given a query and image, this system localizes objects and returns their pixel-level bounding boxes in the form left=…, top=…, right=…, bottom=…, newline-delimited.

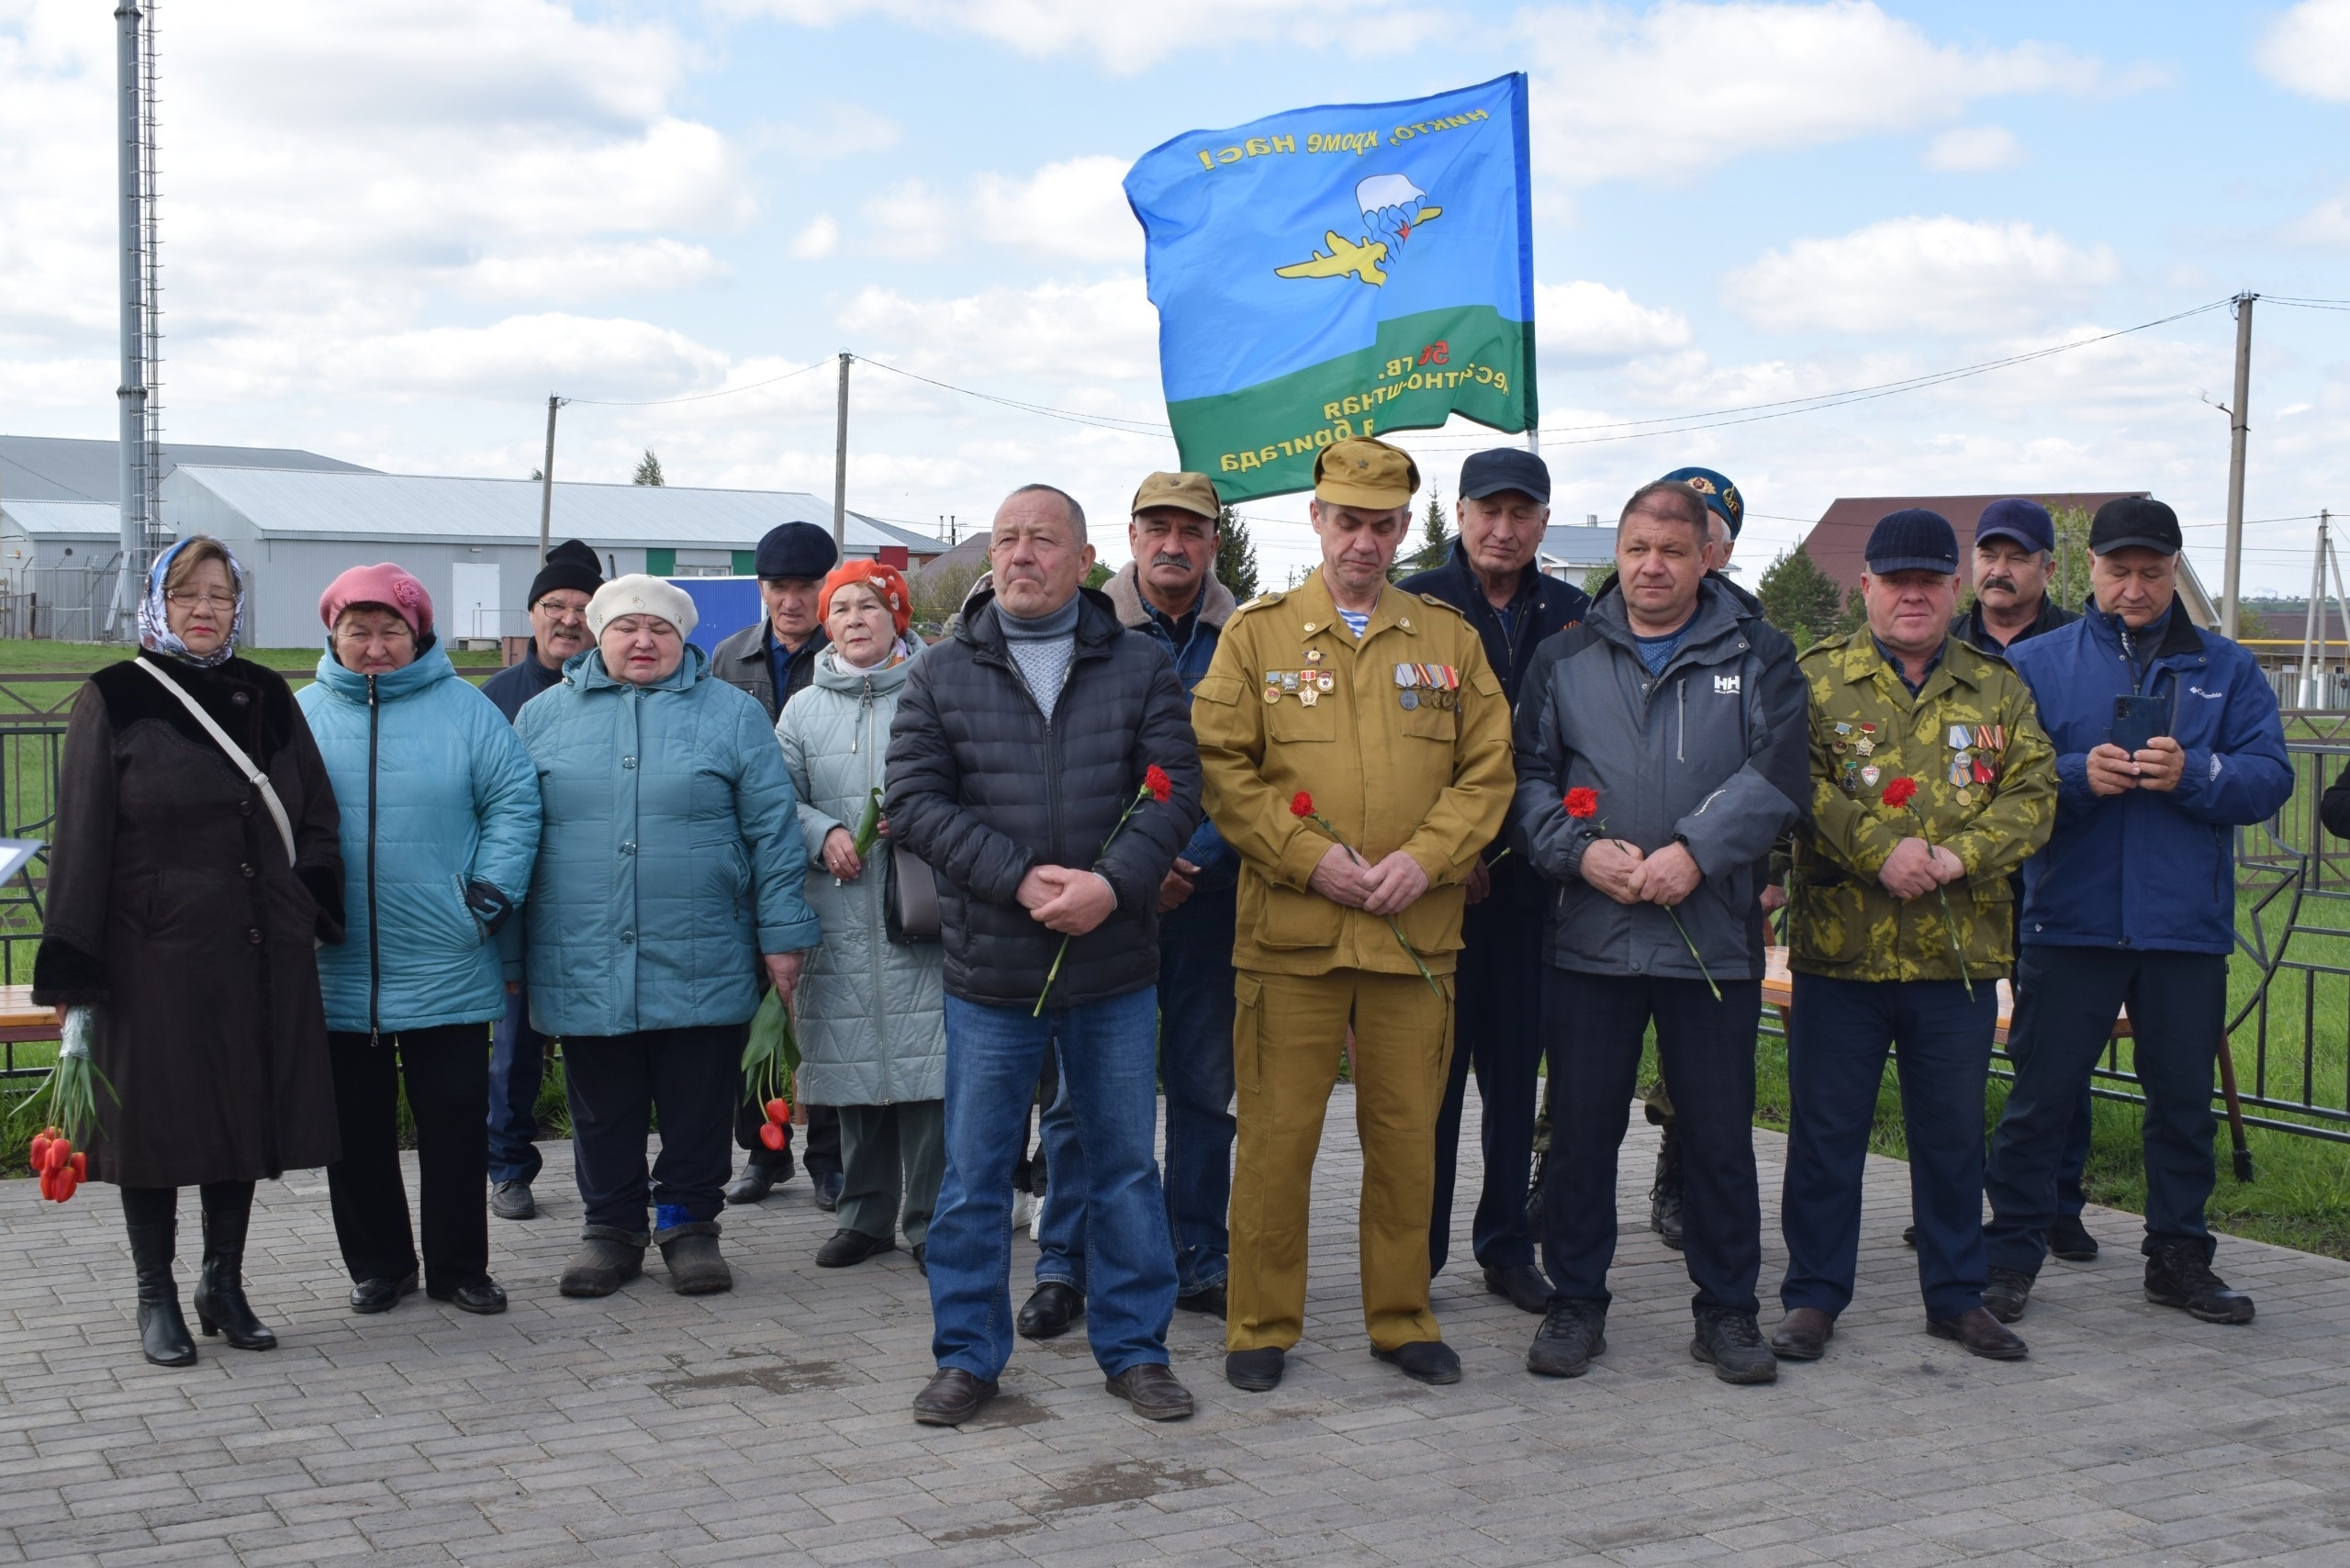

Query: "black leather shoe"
left=1175, top=1282, right=1227, bottom=1316
left=1769, top=1308, right=1833, bottom=1361
left=490, top=1181, right=536, bottom=1221
left=427, top=1280, right=509, bottom=1315
left=1691, top=1308, right=1777, bottom=1384
left=1225, top=1347, right=1285, bottom=1392
left=1648, top=1127, right=1684, bottom=1251
left=912, top=1367, right=998, bottom=1426
left=1928, top=1305, right=2029, bottom=1360
left=350, top=1270, right=419, bottom=1315
left=1483, top=1263, right=1552, bottom=1314
left=814, top=1170, right=845, bottom=1212
left=912, top=1242, right=926, bottom=1276
left=1015, top=1281, right=1084, bottom=1339
left=2145, top=1242, right=2255, bottom=1324
left=1902, top=1225, right=1917, bottom=1248
left=1983, top=1267, right=2035, bottom=1324
left=1372, top=1339, right=1461, bottom=1384
left=816, top=1229, right=897, bottom=1268
left=1105, top=1363, right=1195, bottom=1420
left=2044, top=1214, right=2099, bottom=1261
left=1527, top=1300, right=1606, bottom=1378
left=722, top=1161, right=780, bottom=1206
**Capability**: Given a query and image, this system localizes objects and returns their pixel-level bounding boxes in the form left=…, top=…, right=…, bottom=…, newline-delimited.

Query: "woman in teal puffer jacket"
left=778, top=561, right=946, bottom=1273
left=517, top=575, right=822, bottom=1299
left=297, top=565, right=541, bottom=1320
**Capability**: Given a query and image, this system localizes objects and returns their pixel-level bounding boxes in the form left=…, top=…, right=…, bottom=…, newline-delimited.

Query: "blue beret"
left=1660, top=466, right=1742, bottom=538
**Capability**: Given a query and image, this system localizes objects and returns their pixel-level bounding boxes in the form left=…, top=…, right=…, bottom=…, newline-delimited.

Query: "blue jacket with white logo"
left=2009, top=604, right=2291, bottom=955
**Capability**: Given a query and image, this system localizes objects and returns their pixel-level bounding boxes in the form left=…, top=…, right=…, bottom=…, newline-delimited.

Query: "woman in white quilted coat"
left=777, top=561, right=946, bottom=1271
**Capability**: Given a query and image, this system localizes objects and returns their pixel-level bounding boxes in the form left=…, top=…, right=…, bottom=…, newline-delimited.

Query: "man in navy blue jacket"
left=1400, top=447, right=1589, bottom=1312
left=1985, top=498, right=2291, bottom=1327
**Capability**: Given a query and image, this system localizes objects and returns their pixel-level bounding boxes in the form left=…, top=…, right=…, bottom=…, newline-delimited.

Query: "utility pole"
left=111, top=0, right=148, bottom=633
left=833, top=353, right=852, bottom=554
left=2221, top=292, right=2256, bottom=641
left=538, top=395, right=565, bottom=566
left=2300, top=511, right=2326, bottom=709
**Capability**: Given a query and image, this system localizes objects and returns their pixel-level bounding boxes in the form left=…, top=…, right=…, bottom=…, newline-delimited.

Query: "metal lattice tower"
left=110, top=0, right=162, bottom=638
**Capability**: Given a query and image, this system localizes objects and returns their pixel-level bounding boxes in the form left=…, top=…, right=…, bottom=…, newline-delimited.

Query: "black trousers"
left=737, top=1093, right=841, bottom=1180
left=326, top=1024, right=491, bottom=1291
left=568, top=1024, right=744, bottom=1235
left=1539, top=967, right=1763, bottom=1316
left=1986, top=946, right=2229, bottom=1272
left=1430, top=894, right=1547, bottom=1275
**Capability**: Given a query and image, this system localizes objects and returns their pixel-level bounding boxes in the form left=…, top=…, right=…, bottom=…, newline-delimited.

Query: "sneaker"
left=1690, top=1309, right=1777, bottom=1384
left=1527, top=1300, right=1606, bottom=1378
left=2144, top=1242, right=2255, bottom=1324
left=490, top=1180, right=536, bottom=1221
left=2044, top=1214, right=2099, bottom=1262
left=1010, top=1191, right=1037, bottom=1232
left=1983, top=1267, right=2035, bottom=1324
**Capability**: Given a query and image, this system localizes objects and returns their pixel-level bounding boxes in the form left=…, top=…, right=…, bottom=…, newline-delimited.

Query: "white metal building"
left=163, top=466, right=946, bottom=649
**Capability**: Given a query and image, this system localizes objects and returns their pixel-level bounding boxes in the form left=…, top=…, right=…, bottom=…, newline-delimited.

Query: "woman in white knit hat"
left=515, top=576, right=822, bottom=1297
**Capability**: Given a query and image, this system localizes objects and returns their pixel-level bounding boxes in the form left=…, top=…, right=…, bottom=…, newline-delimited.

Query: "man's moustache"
left=1149, top=554, right=1193, bottom=571
left=1981, top=577, right=2018, bottom=594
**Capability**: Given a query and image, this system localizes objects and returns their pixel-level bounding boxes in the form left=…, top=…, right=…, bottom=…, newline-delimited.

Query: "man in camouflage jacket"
left=1772, top=509, right=2055, bottom=1367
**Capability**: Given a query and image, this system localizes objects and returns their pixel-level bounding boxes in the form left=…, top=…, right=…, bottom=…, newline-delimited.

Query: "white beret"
left=587, top=574, right=698, bottom=640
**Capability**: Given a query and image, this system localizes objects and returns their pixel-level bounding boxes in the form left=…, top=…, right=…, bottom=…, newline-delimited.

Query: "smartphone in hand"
left=2109, top=693, right=2169, bottom=755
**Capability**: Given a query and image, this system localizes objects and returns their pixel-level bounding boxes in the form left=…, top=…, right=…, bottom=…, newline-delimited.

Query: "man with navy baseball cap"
left=1400, top=448, right=1589, bottom=1314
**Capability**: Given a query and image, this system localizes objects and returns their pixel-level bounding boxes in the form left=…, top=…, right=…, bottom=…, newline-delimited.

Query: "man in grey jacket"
left=1513, top=479, right=1808, bottom=1384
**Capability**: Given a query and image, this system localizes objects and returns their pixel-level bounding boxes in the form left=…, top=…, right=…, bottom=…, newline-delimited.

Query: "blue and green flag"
left=1125, top=73, right=1536, bottom=503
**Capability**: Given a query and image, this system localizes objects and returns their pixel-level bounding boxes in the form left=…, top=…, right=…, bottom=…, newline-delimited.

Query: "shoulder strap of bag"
left=135, top=656, right=297, bottom=865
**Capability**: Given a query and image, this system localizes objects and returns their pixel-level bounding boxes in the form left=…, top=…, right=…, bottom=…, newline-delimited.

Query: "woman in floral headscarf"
left=33, top=535, right=346, bottom=1367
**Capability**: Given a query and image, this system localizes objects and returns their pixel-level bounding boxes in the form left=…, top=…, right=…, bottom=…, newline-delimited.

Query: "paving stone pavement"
left=3, top=1097, right=2347, bottom=1567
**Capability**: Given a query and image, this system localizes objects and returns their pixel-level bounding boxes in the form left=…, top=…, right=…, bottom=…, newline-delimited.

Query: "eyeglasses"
left=165, top=590, right=236, bottom=610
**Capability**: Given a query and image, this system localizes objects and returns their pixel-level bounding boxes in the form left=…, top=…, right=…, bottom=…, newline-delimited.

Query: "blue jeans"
left=932, top=989, right=1176, bottom=1381
left=1036, top=887, right=1237, bottom=1295
left=1986, top=946, right=2226, bottom=1273
left=1780, top=973, right=1996, bottom=1322
left=487, top=982, right=544, bottom=1186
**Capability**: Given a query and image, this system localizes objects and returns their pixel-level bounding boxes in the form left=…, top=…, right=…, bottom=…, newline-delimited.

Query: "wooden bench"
left=1759, top=946, right=2130, bottom=1047
left=0, top=985, right=55, bottom=1046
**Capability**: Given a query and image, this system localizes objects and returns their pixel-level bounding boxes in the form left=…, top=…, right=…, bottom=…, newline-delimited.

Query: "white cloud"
left=1925, top=124, right=2024, bottom=172
left=1535, top=281, right=1691, bottom=365
left=2279, top=191, right=2350, bottom=248
left=449, top=241, right=730, bottom=301
left=1721, top=217, right=2120, bottom=335
left=858, top=157, right=1138, bottom=262
left=1520, top=1, right=2132, bottom=185
left=788, top=215, right=841, bottom=260
left=837, top=276, right=1158, bottom=381
left=196, top=313, right=733, bottom=404
left=973, top=156, right=1137, bottom=262
left=2256, top=0, right=2350, bottom=101
left=717, top=0, right=1442, bottom=74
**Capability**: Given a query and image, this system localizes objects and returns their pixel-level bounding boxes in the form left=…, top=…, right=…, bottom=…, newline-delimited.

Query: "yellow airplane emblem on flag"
left=1272, top=210, right=1442, bottom=288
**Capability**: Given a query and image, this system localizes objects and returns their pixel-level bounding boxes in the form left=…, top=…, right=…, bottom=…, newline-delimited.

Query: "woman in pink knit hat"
left=297, top=564, right=542, bottom=1319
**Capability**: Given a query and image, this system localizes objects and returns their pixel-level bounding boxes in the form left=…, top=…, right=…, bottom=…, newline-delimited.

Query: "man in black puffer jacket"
left=887, top=484, right=1203, bottom=1430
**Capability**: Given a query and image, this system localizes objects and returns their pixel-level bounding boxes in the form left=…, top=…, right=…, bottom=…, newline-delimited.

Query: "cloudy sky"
left=5, top=0, right=2350, bottom=592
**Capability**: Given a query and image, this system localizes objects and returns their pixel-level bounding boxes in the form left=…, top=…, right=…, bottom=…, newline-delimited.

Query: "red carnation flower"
left=1145, top=765, right=1173, bottom=802
left=1563, top=786, right=1599, bottom=819
left=1881, top=776, right=1919, bottom=809
left=1290, top=791, right=1315, bottom=818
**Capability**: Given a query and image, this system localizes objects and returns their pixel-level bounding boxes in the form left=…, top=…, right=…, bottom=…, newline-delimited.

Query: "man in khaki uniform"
left=1192, top=438, right=1514, bottom=1393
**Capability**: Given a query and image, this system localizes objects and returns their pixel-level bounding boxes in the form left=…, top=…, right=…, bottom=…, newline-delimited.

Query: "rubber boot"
left=192, top=1184, right=275, bottom=1350
left=124, top=1195, right=196, bottom=1368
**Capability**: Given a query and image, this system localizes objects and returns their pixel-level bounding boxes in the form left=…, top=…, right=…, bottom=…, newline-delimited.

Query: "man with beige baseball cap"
left=1192, top=437, right=1515, bottom=1391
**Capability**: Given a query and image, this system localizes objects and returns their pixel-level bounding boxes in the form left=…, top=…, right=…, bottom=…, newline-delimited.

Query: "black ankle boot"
left=123, top=1196, right=196, bottom=1368
left=192, top=1187, right=274, bottom=1350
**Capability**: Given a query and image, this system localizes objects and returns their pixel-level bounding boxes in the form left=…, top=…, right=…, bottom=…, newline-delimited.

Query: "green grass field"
left=0, top=638, right=502, bottom=676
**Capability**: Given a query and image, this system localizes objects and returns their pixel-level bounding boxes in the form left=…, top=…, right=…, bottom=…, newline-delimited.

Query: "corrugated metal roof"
left=0, top=498, right=131, bottom=539
left=166, top=465, right=943, bottom=554
left=1540, top=520, right=1620, bottom=566
left=0, top=434, right=375, bottom=505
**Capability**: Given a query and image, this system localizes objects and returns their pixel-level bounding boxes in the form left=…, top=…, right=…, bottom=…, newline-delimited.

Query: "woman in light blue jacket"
left=777, top=562, right=946, bottom=1272
left=297, top=565, right=540, bottom=1319
left=517, top=575, right=821, bottom=1300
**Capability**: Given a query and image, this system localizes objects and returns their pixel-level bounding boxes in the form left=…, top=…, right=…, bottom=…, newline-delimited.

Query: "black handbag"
left=884, top=844, right=941, bottom=945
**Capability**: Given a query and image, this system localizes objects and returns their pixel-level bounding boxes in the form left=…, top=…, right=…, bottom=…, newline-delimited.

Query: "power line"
left=2265, top=297, right=2350, bottom=311
left=847, top=356, right=1172, bottom=436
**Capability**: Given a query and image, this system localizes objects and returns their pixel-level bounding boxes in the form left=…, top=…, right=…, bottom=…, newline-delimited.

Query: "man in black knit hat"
left=483, top=539, right=604, bottom=1220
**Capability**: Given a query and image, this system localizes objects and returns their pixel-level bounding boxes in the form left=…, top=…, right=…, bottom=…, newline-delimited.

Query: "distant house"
left=1538, top=517, right=1622, bottom=580
left=165, top=466, right=946, bottom=649
left=1796, top=493, right=2147, bottom=590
